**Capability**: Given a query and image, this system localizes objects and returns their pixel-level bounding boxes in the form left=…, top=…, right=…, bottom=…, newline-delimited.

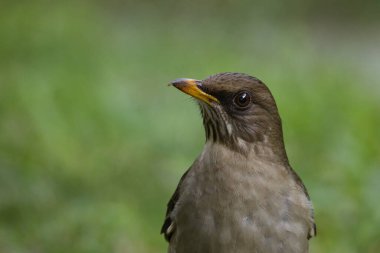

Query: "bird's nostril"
left=197, top=84, right=209, bottom=94
left=169, top=78, right=188, bottom=87
left=163, top=72, right=316, bottom=251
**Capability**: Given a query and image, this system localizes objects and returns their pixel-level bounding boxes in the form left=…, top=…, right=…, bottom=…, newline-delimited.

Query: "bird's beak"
left=170, top=78, right=219, bottom=105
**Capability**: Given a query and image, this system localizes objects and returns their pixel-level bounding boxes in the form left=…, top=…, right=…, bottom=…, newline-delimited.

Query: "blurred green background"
left=1, top=0, right=380, bottom=252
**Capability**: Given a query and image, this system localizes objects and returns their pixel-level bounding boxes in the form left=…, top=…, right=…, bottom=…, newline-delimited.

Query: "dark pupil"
left=238, top=93, right=248, bottom=106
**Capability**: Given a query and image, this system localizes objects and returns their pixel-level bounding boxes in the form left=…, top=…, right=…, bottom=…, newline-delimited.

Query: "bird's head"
left=170, top=72, right=287, bottom=160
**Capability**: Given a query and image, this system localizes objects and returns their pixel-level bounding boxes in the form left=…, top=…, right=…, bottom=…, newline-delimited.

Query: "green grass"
left=1, top=1, right=380, bottom=253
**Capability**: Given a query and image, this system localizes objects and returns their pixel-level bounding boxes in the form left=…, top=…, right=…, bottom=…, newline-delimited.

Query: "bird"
left=161, top=72, right=316, bottom=253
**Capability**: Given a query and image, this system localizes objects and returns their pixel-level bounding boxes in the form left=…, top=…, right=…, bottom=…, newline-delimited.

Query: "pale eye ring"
left=233, top=91, right=251, bottom=109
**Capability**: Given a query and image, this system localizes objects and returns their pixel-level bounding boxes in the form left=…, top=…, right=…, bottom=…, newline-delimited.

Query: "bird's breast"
left=173, top=142, right=311, bottom=253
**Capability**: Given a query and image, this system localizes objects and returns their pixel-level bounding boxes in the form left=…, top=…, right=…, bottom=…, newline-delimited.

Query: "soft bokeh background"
left=1, top=0, right=379, bottom=252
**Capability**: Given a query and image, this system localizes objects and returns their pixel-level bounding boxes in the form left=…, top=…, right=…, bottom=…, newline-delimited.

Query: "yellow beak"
left=170, top=78, right=219, bottom=105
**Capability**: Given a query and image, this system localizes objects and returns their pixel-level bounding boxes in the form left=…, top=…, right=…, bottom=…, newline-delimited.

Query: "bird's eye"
left=233, top=91, right=251, bottom=109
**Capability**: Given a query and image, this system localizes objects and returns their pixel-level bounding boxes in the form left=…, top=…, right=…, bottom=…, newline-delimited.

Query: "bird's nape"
left=163, top=72, right=315, bottom=253
left=170, top=72, right=287, bottom=159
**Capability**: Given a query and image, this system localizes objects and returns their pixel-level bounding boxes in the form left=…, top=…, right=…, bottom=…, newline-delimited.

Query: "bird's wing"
left=287, top=165, right=317, bottom=239
left=161, top=168, right=190, bottom=242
